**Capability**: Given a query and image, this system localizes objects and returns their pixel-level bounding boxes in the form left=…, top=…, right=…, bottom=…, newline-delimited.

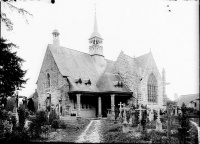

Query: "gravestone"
left=118, top=102, right=123, bottom=119
left=148, top=106, right=154, bottom=122
left=122, top=104, right=130, bottom=124
left=156, top=108, right=162, bottom=131
left=107, top=109, right=111, bottom=119
left=135, top=104, right=146, bottom=131
left=121, top=104, right=131, bottom=133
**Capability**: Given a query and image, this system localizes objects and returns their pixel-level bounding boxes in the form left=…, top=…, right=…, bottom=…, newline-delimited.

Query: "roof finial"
left=95, top=2, right=96, bottom=15
left=94, top=2, right=98, bottom=32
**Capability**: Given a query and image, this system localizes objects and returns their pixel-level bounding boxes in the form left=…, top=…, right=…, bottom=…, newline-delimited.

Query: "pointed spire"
left=89, top=3, right=102, bottom=39
left=94, top=6, right=98, bottom=33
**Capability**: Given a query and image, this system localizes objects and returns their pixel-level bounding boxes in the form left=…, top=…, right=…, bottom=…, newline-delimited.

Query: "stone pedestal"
left=130, top=126, right=138, bottom=133
left=129, top=117, right=133, bottom=125
left=76, top=94, right=81, bottom=118
left=137, top=123, right=143, bottom=132
left=122, top=124, right=130, bottom=133
left=98, top=96, right=102, bottom=118
left=76, top=116, right=81, bottom=121
left=156, top=121, right=162, bottom=131
left=111, top=94, right=115, bottom=120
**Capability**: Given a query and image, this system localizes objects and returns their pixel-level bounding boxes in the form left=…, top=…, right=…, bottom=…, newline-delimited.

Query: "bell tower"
left=52, top=29, right=60, bottom=46
left=89, top=9, right=103, bottom=57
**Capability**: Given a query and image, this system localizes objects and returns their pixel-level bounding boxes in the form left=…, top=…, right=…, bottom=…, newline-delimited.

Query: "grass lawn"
left=99, top=119, right=186, bottom=144
left=45, top=118, right=90, bottom=142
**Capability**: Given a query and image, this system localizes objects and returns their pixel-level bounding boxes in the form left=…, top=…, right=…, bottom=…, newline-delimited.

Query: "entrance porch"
left=68, top=91, right=133, bottom=119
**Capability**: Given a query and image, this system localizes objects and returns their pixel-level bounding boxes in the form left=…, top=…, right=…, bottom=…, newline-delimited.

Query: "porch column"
left=111, top=94, right=115, bottom=120
left=98, top=96, right=102, bottom=118
left=76, top=94, right=81, bottom=120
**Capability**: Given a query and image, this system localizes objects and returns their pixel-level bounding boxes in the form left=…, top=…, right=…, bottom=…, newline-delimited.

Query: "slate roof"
left=135, top=52, right=151, bottom=68
left=45, top=44, right=151, bottom=93
left=96, top=72, right=130, bottom=92
left=177, top=94, right=199, bottom=107
left=48, top=44, right=100, bottom=92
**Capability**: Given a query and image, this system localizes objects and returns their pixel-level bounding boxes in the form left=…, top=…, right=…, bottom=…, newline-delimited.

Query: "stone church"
left=36, top=13, right=168, bottom=119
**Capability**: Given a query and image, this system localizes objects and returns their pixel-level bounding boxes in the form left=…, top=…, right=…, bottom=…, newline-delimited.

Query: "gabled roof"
left=104, top=59, right=116, bottom=74
left=177, top=94, right=199, bottom=107
left=135, top=52, right=151, bottom=69
left=96, top=72, right=130, bottom=92
left=40, top=44, right=154, bottom=94
left=48, top=44, right=100, bottom=92
left=113, top=52, right=141, bottom=91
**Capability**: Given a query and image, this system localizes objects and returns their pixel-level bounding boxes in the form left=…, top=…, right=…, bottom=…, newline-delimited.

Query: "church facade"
left=36, top=13, right=168, bottom=119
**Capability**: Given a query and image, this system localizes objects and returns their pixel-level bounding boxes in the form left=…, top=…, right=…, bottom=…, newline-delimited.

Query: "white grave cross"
left=148, top=104, right=154, bottom=121
left=118, top=102, right=123, bottom=118
left=122, top=104, right=130, bottom=124
left=135, top=104, right=146, bottom=121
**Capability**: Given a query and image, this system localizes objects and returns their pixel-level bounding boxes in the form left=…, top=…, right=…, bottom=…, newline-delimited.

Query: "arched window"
left=47, top=73, right=50, bottom=88
left=147, top=73, right=158, bottom=103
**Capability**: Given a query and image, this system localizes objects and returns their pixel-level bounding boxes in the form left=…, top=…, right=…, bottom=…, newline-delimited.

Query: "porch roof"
left=68, top=91, right=133, bottom=96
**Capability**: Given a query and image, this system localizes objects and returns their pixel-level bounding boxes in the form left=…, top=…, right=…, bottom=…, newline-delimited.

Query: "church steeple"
left=89, top=11, right=102, bottom=39
left=89, top=7, right=103, bottom=57
left=52, top=29, right=60, bottom=46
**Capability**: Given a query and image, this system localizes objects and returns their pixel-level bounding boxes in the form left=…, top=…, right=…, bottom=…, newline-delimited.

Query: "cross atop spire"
left=94, top=3, right=98, bottom=32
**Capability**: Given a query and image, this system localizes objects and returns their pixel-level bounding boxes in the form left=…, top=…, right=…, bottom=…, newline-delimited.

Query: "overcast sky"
left=2, top=0, right=199, bottom=100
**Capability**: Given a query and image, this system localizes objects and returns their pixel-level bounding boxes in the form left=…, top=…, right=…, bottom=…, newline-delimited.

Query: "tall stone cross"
left=122, top=104, right=130, bottom=124
left=157, top=108, right=161, bottom=123
left=135, top=104, right=146, bottom=121
left=148, top=103, right=154, bottom=121
left=162, top=104, right=178, bottom=139
left=118, top=102, right=123, bottom=118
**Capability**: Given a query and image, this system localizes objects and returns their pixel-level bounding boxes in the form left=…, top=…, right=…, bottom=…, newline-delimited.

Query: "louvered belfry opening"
left=147, top=73, right=158, bottom=103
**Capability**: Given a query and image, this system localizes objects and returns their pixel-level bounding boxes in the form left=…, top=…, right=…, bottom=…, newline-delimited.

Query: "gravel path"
left=76, top=120, right=102, bottom=143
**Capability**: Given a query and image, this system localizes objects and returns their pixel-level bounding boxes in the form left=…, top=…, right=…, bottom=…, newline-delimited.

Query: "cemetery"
left=0, top=97, right=199, bottom=143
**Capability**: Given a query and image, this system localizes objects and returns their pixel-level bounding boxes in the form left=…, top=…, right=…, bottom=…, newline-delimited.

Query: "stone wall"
left=141, top=53, right=163, bottom=108
left=37, top=48, right=69, bottom=112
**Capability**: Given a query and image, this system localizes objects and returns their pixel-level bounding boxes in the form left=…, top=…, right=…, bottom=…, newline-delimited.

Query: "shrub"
left=35, top=110, right=48, bottom=126
left=59, top=121, right=66, bottom=129
left=6, top=129, right=30, bottom=142
left=178, top=103, right=191, bottom=143
left=18, top=105, right=29, bottom=129
left=49, top=110, right=58, bottom=125
left=5, top=98, right=15, bottom=112
left=27, top=110, right=49, bottom=139
left=108, top=124, right=121, bottom=132
left=41, top=125, right=50, bottom=138
left=51, top=119, right=59, bottom=130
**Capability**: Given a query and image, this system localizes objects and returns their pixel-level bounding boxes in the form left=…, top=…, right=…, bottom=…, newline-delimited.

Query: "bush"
left=35, top=110, right=48, bottom=126
left=108, top=124, right=121, bottom=132
left=49, top=110, right=59, bottom=125
left=27, top=110, right=49, bottom=139
left=51, top=119, right=59, bottom=130
left=59, top=121, right=66, bottom=129
left=5, top=98, right=15, bottom=112
left=4, top=129, right=30, bottom=142
left=18, top=105, right=29, bottom=129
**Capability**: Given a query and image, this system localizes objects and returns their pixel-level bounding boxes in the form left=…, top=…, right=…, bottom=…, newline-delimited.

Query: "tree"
left=0, top=38, right=27, bottom=98
left=1, top=0, right=33, bottom=31
left=5, top=97, right=16, bottom=111
left=27, top=98, right=35, bottom=112
left=178, top=103, right=191, bottom=144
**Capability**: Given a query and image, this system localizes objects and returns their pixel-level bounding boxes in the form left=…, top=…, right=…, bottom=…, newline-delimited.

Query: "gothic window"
left=147, top=73, right=158, bottom=103
left=47, top=73, right=50, bottom=88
